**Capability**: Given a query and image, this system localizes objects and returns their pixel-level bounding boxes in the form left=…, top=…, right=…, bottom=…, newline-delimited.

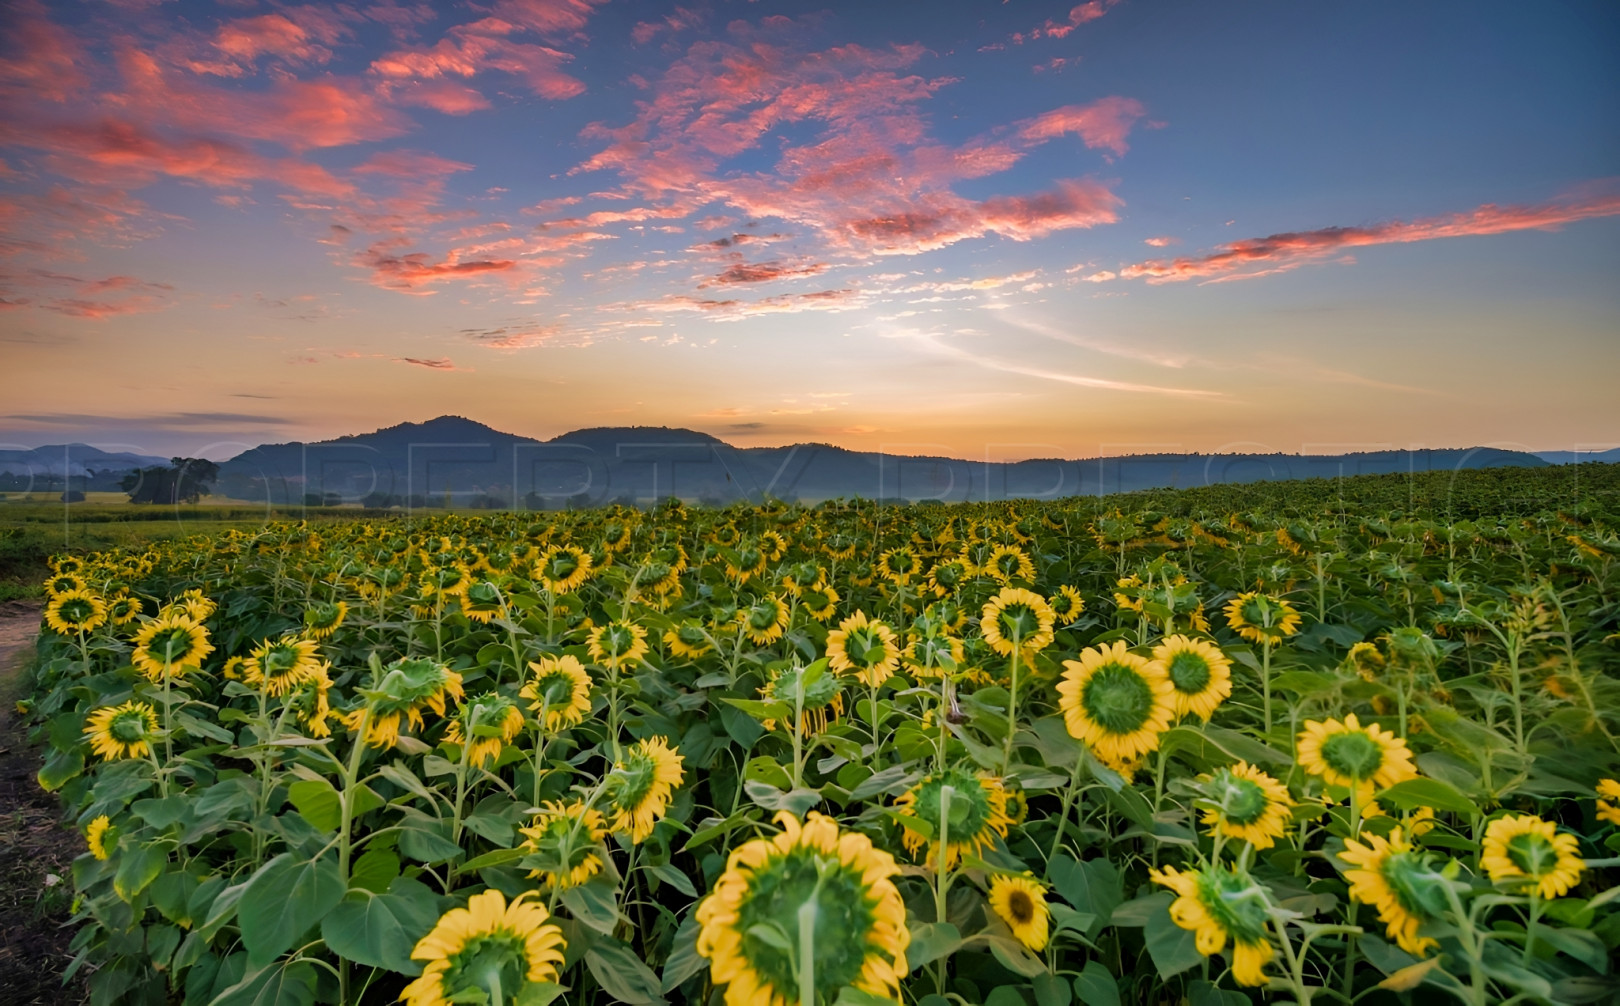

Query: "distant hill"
left=1537, top=447, right=1620, bottom=465
left=213, top=416, right=1553, bottom=506
left=0, top=444, right=171, bottom=491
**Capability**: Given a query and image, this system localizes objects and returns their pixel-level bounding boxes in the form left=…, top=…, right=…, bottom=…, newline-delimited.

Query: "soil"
left=0, top=600, right=86, bottom=1005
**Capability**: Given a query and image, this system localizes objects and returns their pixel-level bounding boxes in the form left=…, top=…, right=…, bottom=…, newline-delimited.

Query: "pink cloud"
left=630, top=288, right=860, bottom=320
left=1018, top=97, right=1147, bottom=157
left=1144, top=236, right=1179, bottom=247
left=631, top=6, right=707, bottom=45
left=702, top=260, right=828, bottom=286
left=841, top=179, right=1121, bottom=255
left=357, top=239, right=518, bottom=291
left=1116, top=186, right=1620, bottom=283
left=209, top=9, right=351, bottom=69
left=0, top=1, right=89, bottom=103
left=394, top=356, right=472, bottom=370
left=371, top=16, right=588, bottom=101
left=1007, top=0, right=1120, bottom=44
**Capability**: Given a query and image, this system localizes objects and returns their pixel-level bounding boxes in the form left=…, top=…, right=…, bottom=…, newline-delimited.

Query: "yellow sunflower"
left=979, top=587, right=1055, bottom=657
left=105, top=593, right=143, bottom=626
left=607, top=736, right=685, bottom=844
left=1296, top=714, right=1417, bottom=803
left=401, top=890, right=566, bottom=1006
left=1340, top=827, right=1447, bottom=956
left=346, top=657, right=465, bottom=749
left=988, top=874, right=1051, bottom=952
left=86, top=815, right=113, bottom=860
left=1150, top=864, right=1275, bottom=987
left=696, top=811, right=909, bottom=1006
left=302, top=600, right=348, bottom=639
left=983, top=544, right=1036, bottom=584
left=287, top=663, right=335, bottom=739
left=1223, top=592, right=1302, bottom=644
left=759, top=663, right=845, bottom=735
left=44, top=572, right=86, bottom=597
left=663, top=622, right=715, bottom=659
left=242, top=635, right=322, bottom=696
left=1197, top=763, right=1292, bottom=849
left=877, top=545, right=923, bottom=585
left=45, top=588, right=107, bottom=635
left=444, top=693, right=526, bottom=768
left=519, top=800, right=608, bottom=890
left=826, top=610, right=901, bottom=687
left=84, top=701, right=159, bottom=761
left=1152, top=635, right=1233, bottom=721
left=520, top=655, right=593, bottom=731
left=1056, top=641, right=1175, bottom=774
left=535, top=544, right=594, bottom=595
left=1480, top=814, right=1585, bottom=899
left=131, top=613, right=213, bottom=680
left=587, top=620, right=650, bottom=671
left=458, top=580, right=506, bottom=624
left=737, top=595, right=791, bottom=646
left=1048, top=585, right=1086, bottom=625
left=1598, top=779, right=1620, bottom=826
left=893, top=767, right=1012, bottom=869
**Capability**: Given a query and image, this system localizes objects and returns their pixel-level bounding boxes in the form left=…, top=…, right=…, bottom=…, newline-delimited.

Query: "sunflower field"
left=21, top=464, right=1620, bottom=1006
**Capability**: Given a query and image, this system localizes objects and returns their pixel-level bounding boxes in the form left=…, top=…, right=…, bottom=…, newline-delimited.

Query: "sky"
left=2, top=0, right=1618, bottom=463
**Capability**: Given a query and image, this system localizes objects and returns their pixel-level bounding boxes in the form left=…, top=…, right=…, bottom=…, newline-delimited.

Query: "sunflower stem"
left=934, top=783, right=954, bottom=996
left=1522, top=891, right=1541, bottom=966
left=1044, top=756, right=1085, bottom=876
left=797, top=899, right=817, bottom=1006
left=1260, top=638, right=1274, bottom=737
left=1002, top=639, right=1021, bottom=775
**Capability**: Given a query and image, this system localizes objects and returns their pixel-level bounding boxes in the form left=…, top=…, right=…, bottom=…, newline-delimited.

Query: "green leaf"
left=1033, top=973, right=1073, bottom=1006
left=459, top=846, right=526, bottom=874
left=660, top=913, right=706, bottom=994
left=349, top=848, right=401, bottom=894
left=237, top=853, right=345, bottom=968
left=720, top=697, right=792, bottom=722
left=114, top=845, right=167, bottom=901
left=585, top=939, right=666, bottom=1005
left=1533, top=927, right=1609, bottom=974
left=133, top=795, right=188, bottom=829
left=1111, top=890, right=1172, bottom=927
left=559, top=877, right=622, bottom=935
left=1048, top=854, right=1121, bottom=938
left=1073, top=960, right=1120, bottom=1006
left=320, top=877, right=440, bottom=975
left=1187, top=979, right=1251, bottom=1005
left=1143, top=900, right=1203, bottom=979
left=905, top=922, right=963, bottom=969
left=37, top=747, right=83, bottom=792
left=849, top=765, right=916, bottom=801
left=987, top=935, right=1046, bottom=977
left=1375, top=777, right=1481, bottom=817
left=398, top=819, right=463, bottom=864
left=205, top=960, right=316, bottom=1006
left=743, top=780, right=822, bottom=816
left=646, top=860, right=698, bottom=899
left=285, top=779, right=341, bottom=832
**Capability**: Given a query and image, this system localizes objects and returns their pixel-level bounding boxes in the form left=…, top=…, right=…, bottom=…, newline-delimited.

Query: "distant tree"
left=61, top=490, right=86, bottom=503
left=361, top=491, right=399, bottom=509
left=121, top=458, right=220, bottom=504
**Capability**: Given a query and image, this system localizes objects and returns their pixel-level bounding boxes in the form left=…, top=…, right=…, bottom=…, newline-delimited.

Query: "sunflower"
left=988, top=874, right=1051, bottom=952
left=798, top=582, right=840, bottom=622
left=826, top=611, right=901, bottom=687
left=84, top=701, right=160, bottom=761
left=86, top=815, right=113, bottom=861
left=1056, top=641, right=1175, bottom=773
left=45, top=588, right=107, bottom=635
left=242, top=635, right=323, bottom=696
left=877, top=545, right=922, bottom=585
left=44, top=572, right=86, bottom=596
left=725, top=542, right=770, bottom=582
left=1197, top=763, right=1292, bottom=849
left=458, top=580, right=506, bottom=624
left=663, top=622, right=715, bottom=660
left=50, top=555, right=84, bottom=576
left=444, top=693, right=525, bottom=768
left=1296, top=714, right=1417, bottom=803
left=759, top=663, right=845, bottom=735
left=1048, top=585, right=1085, bottom=625
left=926, top=558, right=973, bottom=596
left=1150, top=864, right=1275, bottom=987
left=106, top=593, right=143, bottom=626
left=738, top=595, right=791, bottom=646
left=607, top=736, right=685, bottom=843
left=984, top=544, right=1036, bottom=584
left=587, top=620, right=650, bottom=671
left=979, top=587, right=1055, bottom=657
left=1223, top=592, right=1302, bottom=644
left=519, top=800, right=608, bottom=889
left=893, top=767, right=1012, bottom=869
left=1152, top=635, right=1233, bottom=721
left=520, top=655, right=593, bottom=731
left=1340, top=827, right=1448, bottom=956
left=170, top=589, right=217, bottom=623
left=302, top=600, right=347, bottom=639
left=1598, top=779, right=1620, bottom=826
left=401, top=890, right=566, bottom=1006
left=131, top=613, right=213, bottom=680
left=287, top=663, right=335, bottom=738
left=1480, top=814, right=1585, bottom=899
left=902, top=631, right=964, bottom=680
left=347, top=657, right=465, bottom=749
left=696, top=811, right=909, bottom=1006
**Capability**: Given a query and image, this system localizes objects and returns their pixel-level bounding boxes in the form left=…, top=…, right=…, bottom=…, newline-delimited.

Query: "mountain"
left=0, top=444, right=171, bottom=476
left=213, top=416, right=1555, bottom=506
left=1536, top=447, right=1620, bottom=465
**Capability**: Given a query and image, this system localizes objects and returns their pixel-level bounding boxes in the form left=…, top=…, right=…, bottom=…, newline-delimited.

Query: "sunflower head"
left=520, top=655, right=593, bottom=731
left=989, top=873, right=1050, bottom=952
left=1481, top=814, right=1585, bottom=899
left=302, top=600, right=347, bottom=639
left=893, top=767, right=1012, bottom=870
left=607, top=736, right=685, bottom=844
left=84, top=700, right=160, bottom=761
left=663, top=621, right=715, bottom=659
left=1152, top=635, right=1233, bottom=721
left=1340, top=827, right=1448, bottom=956
left=984, top=544, right=1035, bottom=584
left=131, top=613, right=213, bottom=680
left=1150, top=864, right=1275, bottom=987
left=1224, top=592, right=1302, bottom=644
left=587, top=620, right=650, bottom=670
left=106, top=593, right=143, bottom=626
left=1197, top=763, right=1293, bottom=850
left=760, top=661, right=845, bottom=735
left=696, top=811, right=909, bottom=1006
left=287, top=663, right=335, bottom=738
left=45, top=572, right=86, bottom=597
left=1296, top=714, right=1417, bottom=801
left=1048, top=585, right=1086, bottom=625
left=519, top=801, right=608, bottom=890
left=459, top=580, right=506, bottom=623
left=353, top=657, right=465, bottom=747
left=85, top=815, right=114, bottom=860
left=738, top=595, right=791, bottom=646
left=401, top=890, right=566, bottom=1006
left=1056, top=641, right=1176, bottom=774
left=1597, top=779, right=1620, bottom=827
left=445, top=692, right=525, bottom=767
left=45, top=588, right=107, bottom=635
left=244, top=635, right=322, bottom=696
left=878, top=545, right=921, bottom=585
left=826, top=610, right=900, bottom=687
left=979, top=587, right=1055, bottom=657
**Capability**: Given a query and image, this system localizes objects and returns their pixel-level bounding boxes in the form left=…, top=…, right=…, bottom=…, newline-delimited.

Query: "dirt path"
left=0, top=601, right=85, bottom=1005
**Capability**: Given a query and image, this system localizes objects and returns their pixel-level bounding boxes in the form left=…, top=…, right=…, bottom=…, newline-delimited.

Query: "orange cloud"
left=1018, top=97, right=1147, bottom=157
left=1116, top=186, right=1620, bottom=283
left=703, top=260, right=827, bottom=286
left=394, top=356, right=472, bottom=371
left=358, top=240, right=518, bottom=292
left=0, top=1, right=89, bottom=103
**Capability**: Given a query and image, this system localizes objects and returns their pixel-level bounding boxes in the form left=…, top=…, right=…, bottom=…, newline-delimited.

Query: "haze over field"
left=2, top=0, right=1617, bottom=460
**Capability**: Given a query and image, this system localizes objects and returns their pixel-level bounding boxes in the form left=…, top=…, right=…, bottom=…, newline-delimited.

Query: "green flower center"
left=1166, top=652, right=1212, bottom=694
left=766, top=667, right=843, bottom=711
left=601, top=625, right=637, bottom=655
left=1504, top=832, right=1558, bottom=879
left=614, top=752, right=659, bottom=810
left=733, top=846, right=879, bottom=998
left=844, top=628, right=889, bottom=667
left=466, top=582, right=502, bottom=609
left=1381, top=850, right=1446, bottom=918
left=261, top=642, right=303, bottom=677
left=994, top=554, right=1021, bottom=576
left=675, top=625, right=707, bottom=647
left=748, top=603, right=782, bottom=631
left=1320, top=730, right=1383, bottom=781
left=546, top=554, right=579, bottom=580
left=110, top=711, right=150, bottom=742
left=524, top=815, right=596, bottom=874
left=440, top=931, right=530, bottom=1005
left=910, top=770, right=995, bottom=847
left=59, top=599, right=96, bottom=623
left=1194, top=868, right=1270, bottom=943
left=645, top=561, right=673, bottom=583
left=1212, top=773, right=1269, bottom=826
left=149, top=626, right=195, bottom=662
left=533, top=672, right=577, bottom=708
left=1080, top=663, right=1154, bottom=734
left=737, top=547, right=763, bottom=570
left=888, top=552, right=917, bottom=574
left=996, top=604, right=1040, bottom=640
left=306, top=603, right=342, bottom=629
left=376, top=659, right=451, bottom=712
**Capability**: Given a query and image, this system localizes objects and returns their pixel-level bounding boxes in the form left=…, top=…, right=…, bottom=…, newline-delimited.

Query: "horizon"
left=3, top=0, right=1618, bottom=457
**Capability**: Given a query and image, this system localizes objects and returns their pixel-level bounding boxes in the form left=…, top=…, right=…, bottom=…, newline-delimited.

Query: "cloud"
left=357, top=240, right=517, bottom=291
left=1003, top=0, right=1120, bottom=45
left=3, top=411, right=288, bottom=426
left=703, top=260, right=827, bottom=285
left=1144, top=236, right=1179, bottom=247
left=1115, top=184, right=1620, bottom=283
left=631, top=6, right=707, bottom=45
left=371, top=21, right=587, bottom=101
left=0, top=267, right=177, bottom=319
left=890, top=327, right=1219, bottom=397
left=630, top=288, right=860, bottom=320
left=841, top=179, right=1122, bottom=255
left=394, top=356, right=471, bottom=371
left=461, top=323, right=592, bottom=349
left=0, top=1, right=89, bottom=104
left=1018, top=97, right=1147, bottom=157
